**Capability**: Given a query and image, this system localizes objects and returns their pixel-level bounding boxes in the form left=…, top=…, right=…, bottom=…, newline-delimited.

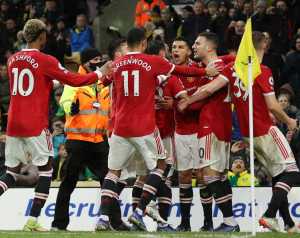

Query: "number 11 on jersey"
left=121, top=70, right=140, bottom=96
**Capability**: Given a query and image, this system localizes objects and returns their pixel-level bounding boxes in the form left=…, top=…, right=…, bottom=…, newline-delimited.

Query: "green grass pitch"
left=0, top=231, right=297, bottom=238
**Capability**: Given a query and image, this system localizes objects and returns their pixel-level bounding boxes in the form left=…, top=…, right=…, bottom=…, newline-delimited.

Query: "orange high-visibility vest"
left=64, top=66, right=110, bottom=143
left=135, top=0, right=166, bottom=27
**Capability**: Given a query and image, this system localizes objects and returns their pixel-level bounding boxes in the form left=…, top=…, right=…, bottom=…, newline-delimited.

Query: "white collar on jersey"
left=21, top=48, right=40, bottom=52
left=126, top=51, right=141, bottom=55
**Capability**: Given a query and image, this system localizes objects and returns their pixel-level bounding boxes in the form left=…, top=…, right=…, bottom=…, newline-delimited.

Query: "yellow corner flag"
left=234, top=18, right=261, bottom=87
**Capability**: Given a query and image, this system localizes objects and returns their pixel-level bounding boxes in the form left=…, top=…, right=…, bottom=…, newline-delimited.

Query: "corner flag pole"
left=248, top=56, right=256, bottom=236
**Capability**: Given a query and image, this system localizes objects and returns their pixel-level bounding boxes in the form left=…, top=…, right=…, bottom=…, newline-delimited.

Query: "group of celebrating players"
left=0, top=18, right=299, bottom=233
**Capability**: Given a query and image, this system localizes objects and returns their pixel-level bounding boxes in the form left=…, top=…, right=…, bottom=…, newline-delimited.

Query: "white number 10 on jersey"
left=121, top=70, right=140, bottom=96
left=12, top=68, right=34, bottom=96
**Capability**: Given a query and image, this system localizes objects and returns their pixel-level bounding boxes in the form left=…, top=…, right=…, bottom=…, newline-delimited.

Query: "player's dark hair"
left=127, top=27, right=146, bottom=48
left=173, top=36, right=191, bottom=49
left=198, top=31, right=219, bottom=49
left=107, top=38, right=126, bottom=60
left=146, top=39, right=165, bottom=55
left=252, top=31, right=266, bottom=50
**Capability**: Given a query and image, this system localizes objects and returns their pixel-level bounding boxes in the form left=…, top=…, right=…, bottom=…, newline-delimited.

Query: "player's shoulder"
left=167, top=75, right=181, bottom=85
left=260, top=64, right=272, bottom=74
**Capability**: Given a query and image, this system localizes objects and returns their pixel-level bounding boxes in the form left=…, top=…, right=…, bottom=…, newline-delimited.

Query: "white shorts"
left=246, top=126, right=296, bottom=177
left=162, top=136, right=175, bottom=165
left=119, top=151, right=138, bottom=180
left=108, top=130, right=166, bottom=171
left=119, top=150, right=149, bottom=179
left=5, top=129, right=54, bottom=168
left=175, top=132, right=199, bottom=171
left=198, top=133, right=230, bottom=172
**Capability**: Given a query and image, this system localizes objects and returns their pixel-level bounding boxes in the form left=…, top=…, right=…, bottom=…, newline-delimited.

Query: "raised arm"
left=264, top=94, right=297, bottom=131
left=172, top=62, right=222, bottom=78
left=177, top=76, right=228, bottom=112
left=45, top=56, right=112, bottom=87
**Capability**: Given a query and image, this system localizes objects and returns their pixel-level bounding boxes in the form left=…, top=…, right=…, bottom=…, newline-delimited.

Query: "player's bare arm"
left=177, top=76, right=228, bottom=112
left=264, top=94, right=298, bottom=131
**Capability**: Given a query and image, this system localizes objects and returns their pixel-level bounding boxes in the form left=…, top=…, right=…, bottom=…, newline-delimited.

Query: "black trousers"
left=52, top=139, right=109, bottom=229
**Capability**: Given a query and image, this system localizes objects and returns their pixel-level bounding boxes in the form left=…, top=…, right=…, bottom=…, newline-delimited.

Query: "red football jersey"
left=197, top=59, right=232, bottom=141
left=174, top=64, right=201, bottom=135
left=155, top=75, right=185, bottom=139
left=220, top=63, right=274, bottom=137
left=7, top=49, right=99, bottom=137
left=112, top=52, right=174, bottom=137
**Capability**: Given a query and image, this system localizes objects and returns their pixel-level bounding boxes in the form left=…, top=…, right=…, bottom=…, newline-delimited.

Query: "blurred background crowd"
left=0, top=0, right=299, bottom=187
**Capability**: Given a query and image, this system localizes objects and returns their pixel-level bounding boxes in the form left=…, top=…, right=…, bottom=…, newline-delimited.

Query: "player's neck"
left=26, top=43, right=41, bottom=51
left=202, top=52, right=218, bottom=65
left=256, top=50, right=264, bottom=63
left=127, top=46, right=142, bottom=54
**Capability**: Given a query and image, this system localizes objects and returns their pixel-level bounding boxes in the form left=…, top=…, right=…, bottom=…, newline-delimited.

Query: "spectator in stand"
left=277, top=86, right=299, bottom=136
left=233, top=0, right=245, bottom=14
left=252, top=0, right=268, bottom=28
left=281, top=34, right=300, bottom=108
left=0, top=1, right=15, bottom=23
left=42, top=0, right=61, bottom=24
left=265, top=0, right=290, bottom=54
left=70, top=13, right=94, bottom=53
left=161, top=7, right=181, bottom=46
left=224, top=19, right=245, bottom=53
left=4, top=18, right=18, bottom=50
left=228, top=7, right=237, bottom=21
left=180, top=0, right=210, bottom=46
left=228, top=141, right=259, bottom=187
left=235, top=0, right=253, bottom=21
left=262, top=31, right=284, bottom=92
left=53, top=16, right=71, bottom=65
left=52, top=143, right=68, bottom=181
left=51, top=117, right=66, bottom=161
left=207, top=1, right=219, bottom=22
left=210, top=1, right=231, bottom=54
left=0, top=64, right=9, bottom=132
left=22, top=0, right=37, bottom=23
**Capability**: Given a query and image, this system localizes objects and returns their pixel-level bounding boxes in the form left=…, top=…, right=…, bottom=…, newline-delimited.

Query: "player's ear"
left=187, top=48, right=192, bottom=57
left=142, top=39, right=147, bottom=51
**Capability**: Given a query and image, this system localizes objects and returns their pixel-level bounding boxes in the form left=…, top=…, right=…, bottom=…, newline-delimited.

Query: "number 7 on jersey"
left=121, top=70, right=140, bottom=96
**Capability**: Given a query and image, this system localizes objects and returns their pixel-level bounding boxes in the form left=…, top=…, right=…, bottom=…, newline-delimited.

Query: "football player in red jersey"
left=96, top=27, right=177, bottom=231
left=170, top=37, right=204, bottom=232
left=180, top=31, right=300, bottom=233
left=192, top=32, right=238, bottom=232
left=1, top=19, right=111, bottom=231
left=131, top=39, right=187, bottom=232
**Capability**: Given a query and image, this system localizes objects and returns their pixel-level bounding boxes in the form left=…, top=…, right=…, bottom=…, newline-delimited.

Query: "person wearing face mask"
left=51, top=47, right=110, bottom=231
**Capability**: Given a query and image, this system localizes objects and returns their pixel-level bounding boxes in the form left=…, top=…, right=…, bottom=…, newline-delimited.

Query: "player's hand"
left=98, top=60, right=113, bottom=77
left=156, top=96, right=174, bottom=110
left=70, top=99, right=80, bottom=116
left=177, top=98, right=189, bottom=112
left=205, top=63, right=223, bottom=77
left=287, top=118, right=298, bottom=131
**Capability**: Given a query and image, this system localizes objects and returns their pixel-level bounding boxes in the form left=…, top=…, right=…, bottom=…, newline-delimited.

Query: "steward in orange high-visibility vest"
left=135, top=0, right=166, bottom=27
left=52, top=48, right=109, bottom=231
left=63, top=66, right=110, bottom=143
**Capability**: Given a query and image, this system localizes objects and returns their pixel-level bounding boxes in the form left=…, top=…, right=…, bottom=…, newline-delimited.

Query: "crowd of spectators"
left=0, top=0, right=299, bottom=186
